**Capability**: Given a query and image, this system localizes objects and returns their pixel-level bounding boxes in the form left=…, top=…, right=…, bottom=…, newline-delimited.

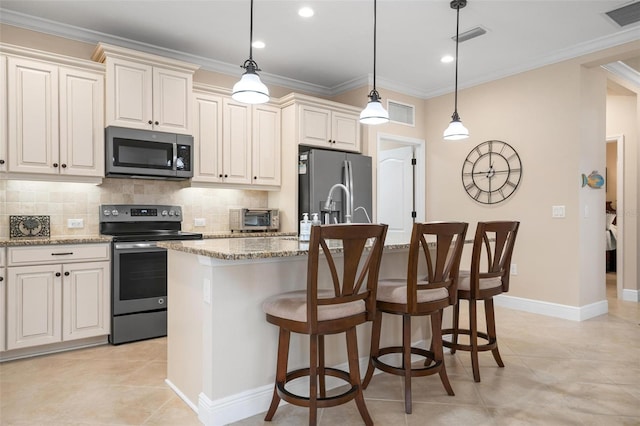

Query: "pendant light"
left=443, top=0, right=469, bottom=140
left=360, top=0, right=389, bottom=125
left=232, top=0, right=269, bottom=104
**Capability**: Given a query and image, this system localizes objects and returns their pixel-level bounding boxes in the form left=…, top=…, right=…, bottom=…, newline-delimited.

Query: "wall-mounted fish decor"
left=581, top=170, right=604, bottom=189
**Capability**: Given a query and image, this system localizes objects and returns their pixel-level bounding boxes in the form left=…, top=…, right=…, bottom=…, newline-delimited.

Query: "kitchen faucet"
left=323, top=183, right=352, bottom=224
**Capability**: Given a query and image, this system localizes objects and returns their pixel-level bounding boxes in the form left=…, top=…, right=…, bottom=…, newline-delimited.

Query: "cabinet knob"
left=55, top=272, right=61, bottom=277
left=0, top=159, right=4, bottom=165
left=154, top=121, right=159, bottom=125
left=0, top=276, right=3, bottom=282
left=64, top=271, right=70, bottom=276
left=148, top=120, right=153, bottom=125
left=224, top=174, right=228, bottom=178
left=53, top=163, right=59, bottom=168
left=219, top=174, right=223, bottom=178
left=253, top=176, right=257, bottom=180
left=61, top=164, right=67, bottom=168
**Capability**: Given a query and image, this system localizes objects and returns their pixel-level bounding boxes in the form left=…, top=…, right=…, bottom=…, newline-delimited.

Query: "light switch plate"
left=194, top=218, right=206, bottom=227
left=552, top=205, right=565, bottom=218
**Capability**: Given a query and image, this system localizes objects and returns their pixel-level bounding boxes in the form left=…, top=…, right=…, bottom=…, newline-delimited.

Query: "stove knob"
left=168, top=210, right=175, bottom=216
left=161, top=210, right=168, bottom=216
left=103, top=210, right=111, bottom=216
left=175, top=210, right=181, bottom=216
left=112, top=210, right=119, bottom=216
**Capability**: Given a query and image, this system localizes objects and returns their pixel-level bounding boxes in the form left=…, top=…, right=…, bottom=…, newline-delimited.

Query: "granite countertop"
left=158, top=236, right=412, bottom=261
left=0, top=235, right=113, bottom=247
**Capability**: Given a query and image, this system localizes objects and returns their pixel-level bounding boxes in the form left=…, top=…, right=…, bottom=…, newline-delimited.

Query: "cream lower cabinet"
left=0, top=55, right=7, bottom=173
left=5, top=54, right=104, bottom=177
left=0, top=249, right=5, bottom=352
left=6, top=244, right=110, bottom=351
left=193, top=91, right=281, bottom=187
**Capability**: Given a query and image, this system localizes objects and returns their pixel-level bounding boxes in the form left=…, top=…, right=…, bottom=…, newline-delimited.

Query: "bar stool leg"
left=432, top=310, right=454, bottom=395
left=402, top=314, right=412, bottom=414
left=309, top=334, right=318, bottom=426
left=469, top=300, right=481, bottom=382
left=346, top=327, right=373, bottom=426
left=319, top=335, right=326, bottom=398
left=485, top=299, right=504, bottom=367
left=363, top=310, right=382, bottom=389
left=265, top=328, right=290, bottom=421
left=450, top=302, right=460, bottom=354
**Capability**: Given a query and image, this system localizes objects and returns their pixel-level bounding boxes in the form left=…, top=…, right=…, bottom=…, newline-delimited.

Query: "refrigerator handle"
left=345, top=160, right=354, bottom=223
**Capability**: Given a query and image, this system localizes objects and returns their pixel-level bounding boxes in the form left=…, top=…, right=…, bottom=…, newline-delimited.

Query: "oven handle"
left=114, top=242, right=161, bottom=250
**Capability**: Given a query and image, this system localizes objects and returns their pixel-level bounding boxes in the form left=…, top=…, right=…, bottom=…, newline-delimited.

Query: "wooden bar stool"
left=362, top=221, right=468, bottom=414
left=262, top=223, right=388, bottom=426
left=442, top=221, right=520, bottom=382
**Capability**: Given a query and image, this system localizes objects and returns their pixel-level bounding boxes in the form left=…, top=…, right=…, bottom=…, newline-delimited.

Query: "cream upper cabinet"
left=0, top=55, right=7, bottom=173
left=192, top=88, right=281, bottom=188
left=299, top=103, right=360, bottom=152
left=6, top=244, right=110, bottom=351
left=222, top=97, right=252, bottom=184
left=93, top=43, right=199, bottom=135
left=252, top=103, right=281, bottom=186
left=6, top=54, right=104, bottom=177
left=192, top=92, right=223, bottom=183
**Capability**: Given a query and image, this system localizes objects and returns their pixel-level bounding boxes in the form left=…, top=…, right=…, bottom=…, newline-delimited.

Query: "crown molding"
left=602, top=61, right=640, bottom=87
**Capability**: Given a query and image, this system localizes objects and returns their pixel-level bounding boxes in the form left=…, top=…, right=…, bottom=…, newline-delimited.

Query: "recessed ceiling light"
left=252, top=41, right=265, bottom=49
left=298, top=6, right=314, bottom=18
left=441, top=55, right=454, bottom=63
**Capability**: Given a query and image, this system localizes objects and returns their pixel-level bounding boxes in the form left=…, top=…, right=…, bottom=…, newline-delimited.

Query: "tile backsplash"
left=0, top=179, right=268, bottom=239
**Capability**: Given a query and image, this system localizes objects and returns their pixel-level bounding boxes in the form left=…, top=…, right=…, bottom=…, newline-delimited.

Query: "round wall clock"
left=461, top=140, right=522, bottom=204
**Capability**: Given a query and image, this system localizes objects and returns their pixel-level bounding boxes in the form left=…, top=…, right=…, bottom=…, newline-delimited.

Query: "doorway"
left=606, top=135, right=624, bottom=300
left=376, top=134, right=425, bottom=243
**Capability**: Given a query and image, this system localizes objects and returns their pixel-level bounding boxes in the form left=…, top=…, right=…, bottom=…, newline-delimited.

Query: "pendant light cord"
left=249, top=0, right=254, bottom=61
left=453, top=1, right=460, bottom=117
left=372, top=0, right=377, bottom=93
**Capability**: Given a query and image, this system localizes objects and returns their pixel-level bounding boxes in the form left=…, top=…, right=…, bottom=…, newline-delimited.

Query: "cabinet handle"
left=55, top=272, right=61, bottom=277
left=148, top=120, right=153, bottom=125
left=51, top=252, right=73, bottom=256
left=61, top=164, right=67, bottom=168
left=0, top=159, right=4, bottom=165
left=53, top=163, right=59, bottom=168
left=64, top=271, right=70, bottom=276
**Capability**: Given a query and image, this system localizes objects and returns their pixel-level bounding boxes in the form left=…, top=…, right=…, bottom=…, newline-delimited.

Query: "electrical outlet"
left=67, top=218, right=84, bottom=229
left=510, top=263, right=518, bottom=276
left=194, top=218, right=206, bottom=227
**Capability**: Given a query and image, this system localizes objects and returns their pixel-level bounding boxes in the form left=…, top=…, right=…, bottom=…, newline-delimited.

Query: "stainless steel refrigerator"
left=298, top=148, right=372, bottom=225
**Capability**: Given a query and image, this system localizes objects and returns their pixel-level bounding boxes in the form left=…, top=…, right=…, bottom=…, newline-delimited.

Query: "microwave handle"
left=172, top=143, right=178, bottom=172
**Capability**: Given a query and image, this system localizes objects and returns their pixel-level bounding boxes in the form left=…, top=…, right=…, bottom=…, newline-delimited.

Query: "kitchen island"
left=158, top=236, right=425, bottom=426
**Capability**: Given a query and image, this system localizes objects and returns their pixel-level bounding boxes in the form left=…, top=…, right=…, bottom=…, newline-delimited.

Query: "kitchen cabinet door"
left=331, top=111, right=360, bottom=152
left=222, top=98, right=252, bottom=184
left=62, top=261, right=110, bottom=341
left=0, top=55, right=7, bottom=173
left=7, top=56, right=60, bottom=174
left=59, top=67, right=104, bottom=177
left=152, top=66, right=192, bottom=133
left=252, top=104, right=281, bottom=186
left=105, top=57, right=153, bottom=131
left=0, top=249, right=5, bottom=352
left=7, top=264, right=63, bottom=350
left=192, top=92, right=224, bottom=183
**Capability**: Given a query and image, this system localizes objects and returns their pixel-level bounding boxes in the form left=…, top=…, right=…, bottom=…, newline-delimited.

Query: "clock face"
left=461, top=140, right=522, bottom=204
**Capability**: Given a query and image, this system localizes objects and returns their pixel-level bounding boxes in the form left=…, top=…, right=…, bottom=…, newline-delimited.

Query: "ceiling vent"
left=606, top=1, right=640, bottom=27
left=453, top=26, right=487, bottom=43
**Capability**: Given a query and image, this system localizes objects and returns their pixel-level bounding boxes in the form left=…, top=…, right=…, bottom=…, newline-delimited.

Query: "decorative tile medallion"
left=10, top=215, right=51, bottom=238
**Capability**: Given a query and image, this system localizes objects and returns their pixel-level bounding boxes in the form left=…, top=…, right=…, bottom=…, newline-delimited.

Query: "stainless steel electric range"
left=99, top=204, right=203, bottom=344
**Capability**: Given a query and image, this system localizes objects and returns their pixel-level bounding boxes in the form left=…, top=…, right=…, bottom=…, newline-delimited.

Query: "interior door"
left=378, top=146, right=415, bottom=243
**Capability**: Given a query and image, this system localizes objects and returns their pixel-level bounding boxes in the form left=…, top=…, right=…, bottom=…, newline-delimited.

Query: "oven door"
left=112, top=242, right=167, bottom=315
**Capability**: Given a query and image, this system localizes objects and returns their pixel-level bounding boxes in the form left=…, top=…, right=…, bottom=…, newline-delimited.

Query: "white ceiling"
left=1, top=0, right=640, bottom=98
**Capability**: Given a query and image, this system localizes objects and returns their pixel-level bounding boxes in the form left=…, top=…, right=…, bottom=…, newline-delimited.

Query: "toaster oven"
left=230, top=209, right=279, bottom=232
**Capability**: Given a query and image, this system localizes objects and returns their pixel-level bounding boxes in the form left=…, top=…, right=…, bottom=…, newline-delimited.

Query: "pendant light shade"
left=360, top=0, right=389, bottom=125
left=232, top=0, right=269, bottom=104
left=444, top=0, right=469, bottom=140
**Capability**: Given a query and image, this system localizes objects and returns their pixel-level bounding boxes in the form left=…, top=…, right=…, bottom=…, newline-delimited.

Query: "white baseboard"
left=494, top=294, right=608, bottom=321
left=197, top=356, right=375, bottom=426
left=165, top=379, right=199, bottom=413
left=623, top=288, right=639, bottom=302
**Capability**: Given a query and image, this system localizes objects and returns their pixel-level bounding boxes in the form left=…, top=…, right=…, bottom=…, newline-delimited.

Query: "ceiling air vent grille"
left=388, top=100, right=415, bottom=126
left=606, top=1, right=640, bottom=27
left=453, top=26, right=487, bottom=43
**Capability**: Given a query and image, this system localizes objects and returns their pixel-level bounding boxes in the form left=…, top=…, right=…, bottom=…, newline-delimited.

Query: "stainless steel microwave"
left=230, top=209, right=279, bottom=232
left=105, top=126, right=193, bottom=179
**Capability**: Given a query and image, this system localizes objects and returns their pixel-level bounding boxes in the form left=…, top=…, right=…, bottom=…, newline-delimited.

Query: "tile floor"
left=1, top=275, right=638, bottom=425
